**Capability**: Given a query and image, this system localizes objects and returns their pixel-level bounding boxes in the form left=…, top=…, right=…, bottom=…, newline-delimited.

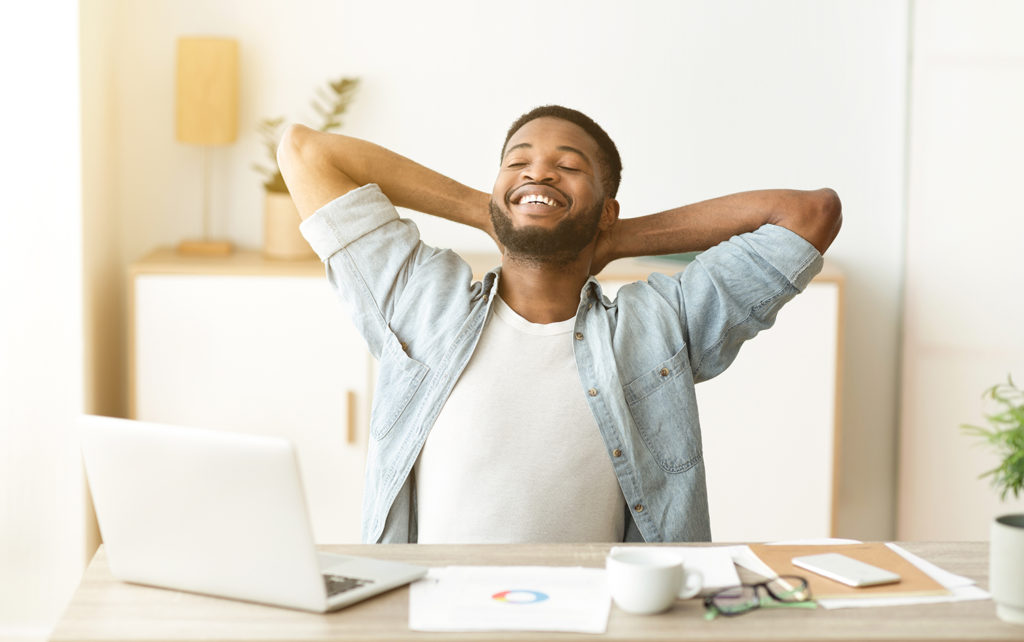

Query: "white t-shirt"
left=414, top=296, right=626, bottom=543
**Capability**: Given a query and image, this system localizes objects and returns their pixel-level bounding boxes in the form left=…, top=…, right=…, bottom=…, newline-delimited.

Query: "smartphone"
left=791, top=553, right=901, bottom=587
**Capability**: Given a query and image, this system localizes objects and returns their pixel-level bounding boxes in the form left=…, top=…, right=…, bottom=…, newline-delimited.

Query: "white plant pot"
left=991, top=514, right=1024, bottom=624
left=263, top=191, right=314, bottom=260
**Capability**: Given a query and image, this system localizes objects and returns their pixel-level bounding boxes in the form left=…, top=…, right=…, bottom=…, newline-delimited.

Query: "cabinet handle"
left=346, top=390, right=358, bottom=445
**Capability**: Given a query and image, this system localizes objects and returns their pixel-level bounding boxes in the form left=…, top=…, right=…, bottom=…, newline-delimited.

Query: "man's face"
left=490, top=117, right=614, bottom=265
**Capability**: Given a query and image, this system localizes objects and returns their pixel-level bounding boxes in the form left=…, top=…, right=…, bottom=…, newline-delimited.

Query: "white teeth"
left=519, top=194, right=556, bottom=206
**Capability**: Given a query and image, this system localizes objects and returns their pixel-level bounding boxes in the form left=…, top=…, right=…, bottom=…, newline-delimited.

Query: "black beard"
left=489, top=199, right=603, bottom=267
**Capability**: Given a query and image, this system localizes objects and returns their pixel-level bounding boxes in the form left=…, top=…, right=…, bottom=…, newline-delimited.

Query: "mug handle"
left=677, top=567, right=704, bottom=600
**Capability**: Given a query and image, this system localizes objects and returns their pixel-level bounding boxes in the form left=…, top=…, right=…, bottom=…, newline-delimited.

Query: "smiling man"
left=278, top=105, right=841, bottom=544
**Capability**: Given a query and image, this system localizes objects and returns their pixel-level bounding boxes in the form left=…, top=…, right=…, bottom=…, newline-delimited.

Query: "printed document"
left=409, top=566, right=610, bottom=633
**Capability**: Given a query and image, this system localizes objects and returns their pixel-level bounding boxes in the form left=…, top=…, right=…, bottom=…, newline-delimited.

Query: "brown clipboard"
left=747, top=543, right=950, bottom=599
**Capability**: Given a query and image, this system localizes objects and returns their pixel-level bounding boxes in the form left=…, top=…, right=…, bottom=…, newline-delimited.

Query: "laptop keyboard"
left=323, top=573, right=374, bottom=597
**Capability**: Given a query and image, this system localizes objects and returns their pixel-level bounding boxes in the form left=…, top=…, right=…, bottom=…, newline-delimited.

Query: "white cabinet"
left=132, top=249, right=842, bottom=544
left=131, top=250, right=369, bottom=544
left=697, top=279, right=841, bottom=541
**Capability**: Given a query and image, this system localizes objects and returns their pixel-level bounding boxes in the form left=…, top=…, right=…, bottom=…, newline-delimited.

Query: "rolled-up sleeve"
left=300, top=183, right=401, bottom=260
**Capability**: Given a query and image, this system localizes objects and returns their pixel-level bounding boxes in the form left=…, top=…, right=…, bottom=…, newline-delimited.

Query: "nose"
left=522, top=161, right=558, bottom=184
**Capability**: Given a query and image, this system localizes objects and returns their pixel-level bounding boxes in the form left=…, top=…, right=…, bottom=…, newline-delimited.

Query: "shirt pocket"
left=370, top=333, right=429, bottom=440
left=622, top=346, right=703, bottom=473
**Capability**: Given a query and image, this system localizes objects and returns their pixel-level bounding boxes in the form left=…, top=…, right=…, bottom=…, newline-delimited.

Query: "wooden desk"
left=50, top=542, right=1019, bottom=642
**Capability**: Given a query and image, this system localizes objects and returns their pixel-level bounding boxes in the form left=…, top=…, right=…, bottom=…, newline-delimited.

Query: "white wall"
left=0, top=0, right=922, bottom=636
left=897, top=0, right=1024, bottom=539
left=89, top=0, right=910, bottom=541
left=0, top=1, right=90, bottom=640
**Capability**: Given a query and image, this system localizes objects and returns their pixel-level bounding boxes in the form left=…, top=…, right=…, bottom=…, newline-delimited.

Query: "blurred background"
left=2, top=0, right=1023, bottom=639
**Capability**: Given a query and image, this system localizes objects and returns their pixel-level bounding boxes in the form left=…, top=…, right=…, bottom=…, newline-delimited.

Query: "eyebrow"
left=503, top=142, right=592, bottom=165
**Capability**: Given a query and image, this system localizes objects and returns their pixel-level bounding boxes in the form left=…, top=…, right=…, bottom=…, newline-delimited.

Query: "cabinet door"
left=134, top=274, right=368, bottom=543
left=697, top=281, right=840, bottom=541
left=602, top=280, right=840, bottom=541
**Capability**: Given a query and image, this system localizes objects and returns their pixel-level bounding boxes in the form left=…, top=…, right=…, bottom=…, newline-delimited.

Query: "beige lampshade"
left=175, top=37, right=239, bottom=145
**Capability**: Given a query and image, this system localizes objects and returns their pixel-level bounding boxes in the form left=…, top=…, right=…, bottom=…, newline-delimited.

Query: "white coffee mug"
left=606, top=548, right=704, bottom=614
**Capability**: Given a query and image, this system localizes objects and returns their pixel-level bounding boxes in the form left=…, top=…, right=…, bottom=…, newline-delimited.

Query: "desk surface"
left=51, top=542, right=1014, bottom=642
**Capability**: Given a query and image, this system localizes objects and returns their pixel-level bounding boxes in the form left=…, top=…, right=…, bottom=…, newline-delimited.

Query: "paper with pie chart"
left=408, top=566, right=611, bottom=633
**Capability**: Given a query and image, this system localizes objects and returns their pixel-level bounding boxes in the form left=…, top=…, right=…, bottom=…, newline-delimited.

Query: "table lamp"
left=175, top=36, right=239, bottom=256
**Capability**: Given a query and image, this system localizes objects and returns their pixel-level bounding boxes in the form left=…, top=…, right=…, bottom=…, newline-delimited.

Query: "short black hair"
left=502, top=105, right=622, bottom=198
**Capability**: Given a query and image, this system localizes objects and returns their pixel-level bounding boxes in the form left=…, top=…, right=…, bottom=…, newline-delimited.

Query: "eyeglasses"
left=703, top=575, right=815, bottom=619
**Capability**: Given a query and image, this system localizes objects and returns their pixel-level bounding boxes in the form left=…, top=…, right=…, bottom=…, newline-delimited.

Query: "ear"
left=599, top=198, right=620, bottom=230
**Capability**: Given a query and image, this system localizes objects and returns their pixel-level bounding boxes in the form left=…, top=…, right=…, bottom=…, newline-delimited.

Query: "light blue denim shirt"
left=301, top=184, right=823, bottom=544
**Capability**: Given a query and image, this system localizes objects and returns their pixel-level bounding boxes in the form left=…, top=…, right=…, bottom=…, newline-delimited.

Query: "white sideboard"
left=130, top=251, right=370, bottom=543
left=131, top=249, right=842, bottom=543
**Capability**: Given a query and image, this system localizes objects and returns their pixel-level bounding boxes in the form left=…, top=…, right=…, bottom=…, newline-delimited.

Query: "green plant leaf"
left=251, top=75, right=360, bottom=192
left=962, top=374, right=1024, bottom=501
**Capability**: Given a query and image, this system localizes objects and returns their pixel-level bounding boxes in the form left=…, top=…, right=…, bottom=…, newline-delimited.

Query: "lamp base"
left=176, top=239, right=234, bottom=257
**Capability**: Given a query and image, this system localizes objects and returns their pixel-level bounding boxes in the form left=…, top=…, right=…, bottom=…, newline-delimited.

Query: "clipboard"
left=747, top=542, right=950, bottom=600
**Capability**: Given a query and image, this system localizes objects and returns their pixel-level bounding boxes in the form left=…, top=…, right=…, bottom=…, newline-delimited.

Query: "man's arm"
left=592, top=188, right=842, bottom=273
left=277, top=125, right=492, bottom=230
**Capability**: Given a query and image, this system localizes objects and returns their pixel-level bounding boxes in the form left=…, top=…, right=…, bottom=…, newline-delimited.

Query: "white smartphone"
left=791, top=553, right=901, bottom=587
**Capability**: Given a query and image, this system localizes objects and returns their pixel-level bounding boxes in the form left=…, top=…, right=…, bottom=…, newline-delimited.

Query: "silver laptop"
left=79, top=415, right=427, bottom=612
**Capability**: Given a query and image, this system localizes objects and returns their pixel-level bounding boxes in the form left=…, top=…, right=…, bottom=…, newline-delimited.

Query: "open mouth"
left=508, top=184, right=569, bottom=211
left=518, top=193, right=561, bottom=207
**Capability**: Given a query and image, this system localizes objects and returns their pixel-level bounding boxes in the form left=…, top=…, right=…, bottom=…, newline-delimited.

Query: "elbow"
left=808, top=188, right=842, bottom=255
left=823, top=188, right=843, bottom=245
left=276, top=123, right=312, bottom=181
left=820, top=187, right=842, bottom=222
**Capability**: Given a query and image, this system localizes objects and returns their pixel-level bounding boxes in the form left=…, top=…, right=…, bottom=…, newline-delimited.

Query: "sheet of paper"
left=408, top=566, right=610, bottom=634
left=724, top=545, right=778, bottom=578
left=885, top=543, right=974, bottom=587
left=609, top=546, right=741, bottom=595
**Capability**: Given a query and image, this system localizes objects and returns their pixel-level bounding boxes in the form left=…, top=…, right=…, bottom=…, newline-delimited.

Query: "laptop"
left=79, top=415, right=427, bottom=612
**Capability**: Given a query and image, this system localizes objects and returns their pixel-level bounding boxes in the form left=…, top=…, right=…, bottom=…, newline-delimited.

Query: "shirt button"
left=612, top=448, right=622, bottom=457
left=574, top=332, right=584, bottom=340
left=634, top=504, right=644, bottom=513
left=588, top=388, right=598, bottom=397
left=659, top=367, right=669, bottom=377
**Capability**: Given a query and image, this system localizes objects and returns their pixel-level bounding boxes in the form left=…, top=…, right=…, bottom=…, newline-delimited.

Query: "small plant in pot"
left=962, top=375, right=1024, bottom=624
left=253, top=77, right=359, bottom=259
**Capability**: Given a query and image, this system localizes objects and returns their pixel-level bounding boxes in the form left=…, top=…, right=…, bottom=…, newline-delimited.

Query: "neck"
left=497, top=250, right=594, bottom=323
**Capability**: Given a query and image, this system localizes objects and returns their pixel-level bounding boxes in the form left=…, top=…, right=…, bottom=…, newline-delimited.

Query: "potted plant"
left=254, top=76, right=359, bottom=259
left=962, top=375, right=1024, bottom=624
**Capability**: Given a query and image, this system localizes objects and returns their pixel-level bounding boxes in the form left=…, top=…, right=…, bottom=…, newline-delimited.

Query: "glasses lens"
left=711, top=586, right=759, bottom=614
left=766, top=575, right=811, bottom=602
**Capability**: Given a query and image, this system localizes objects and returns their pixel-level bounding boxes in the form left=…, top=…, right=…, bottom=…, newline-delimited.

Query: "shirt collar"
left=482, top=267, right=607, bottom=307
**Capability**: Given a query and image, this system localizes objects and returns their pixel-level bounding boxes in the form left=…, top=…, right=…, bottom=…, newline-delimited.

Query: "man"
left=278, top=105, right=841, bottom=545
